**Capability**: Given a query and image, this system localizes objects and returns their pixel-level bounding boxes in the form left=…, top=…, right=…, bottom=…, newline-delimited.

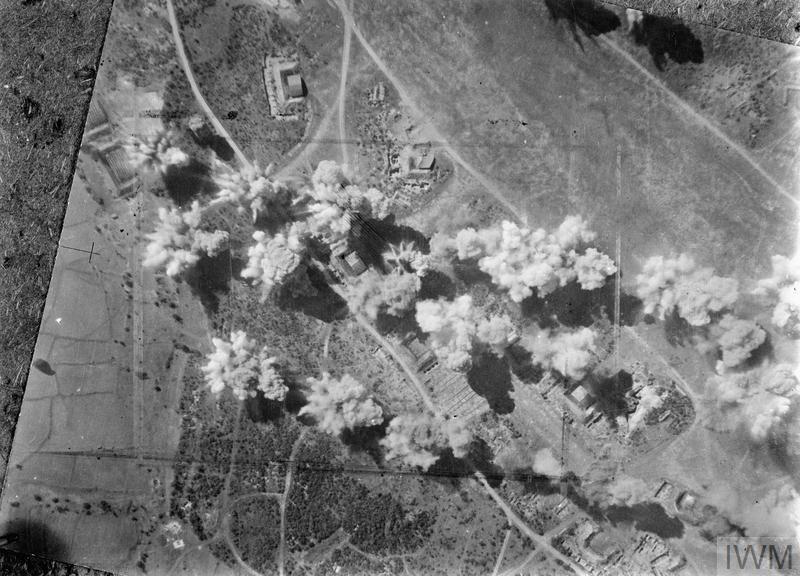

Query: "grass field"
left=351, top=0, right=796, bottom=281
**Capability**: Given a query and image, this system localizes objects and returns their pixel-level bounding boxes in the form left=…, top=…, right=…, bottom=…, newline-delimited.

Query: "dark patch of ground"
left=631, top=13, right=704, bottom=70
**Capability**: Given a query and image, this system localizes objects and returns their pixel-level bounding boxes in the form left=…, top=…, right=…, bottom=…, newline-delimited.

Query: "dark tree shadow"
left=1, top=518, right=68, bottom=560
left=465, top=437, right=505, bottom=487
left=586, top=370, right=633, bottom=422
left=191, top=128, right=235, bottom=162
left=341, top=419, right=391, bottom=464
left=663, top=309, right=698, bottom=346
left=244, top=393, right=285, bottom=424
left=163, top=158, right=218, bottom=207
left=419, top=269, right=457, bottom=301
left=605, top=502, right=685, bottom=538
left=467, top=352, right=515, bottom=415
left=185, top=250, right=243, bottom=314
left=520, top=281, right=642, bottom=329
left=631, top=14, right=704, bottom=71
left=452, top=260, right=494, bottom=287
left=544, top=0, right=621, bottom=48
left=515, top=468, right=561, bottom=496
left=507, top=344, right=545, bottom=383
left=276, top=265, right=348, bottom=323
left=744, top=331, right=773, bottom=369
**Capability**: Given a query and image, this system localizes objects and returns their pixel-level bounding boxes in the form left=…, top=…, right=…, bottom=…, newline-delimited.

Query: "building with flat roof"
left=567, top=385, right=595, bottom=410
left=286, top=74, right=304, bottom=99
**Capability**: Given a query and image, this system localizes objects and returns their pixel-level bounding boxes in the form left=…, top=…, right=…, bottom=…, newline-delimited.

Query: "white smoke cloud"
left=476, top=314, right=518, bottom=356
left=143, top=201, right=228, bottom=277
left=522, top=327, right=598, bottom=380
left=240, top=226, right=307, bottom=301
left=383, top=241, right=431, bottom=277
left=202, top=330, right=287, bottom=401
left=415, top=295, right=516, bottom=372
left=380, top=412, right=472, bottom=470
left=702, top=363, right=799, bottom=442
left=532, top=448, right=561, bottom=477
left=210, top=160, right=292, bottom=223
left=302, top=161, right=392, bottom=251
left=124, top=130, right=189, bottom=174
left=431, top=217, right=615, bottom=302
left=635, top=254, right=739, bottom=326
left=707, top=484, right=800, bottom=540
left=606, top=475, right=651, bottom=506
left=711, top=315, right=767, bottom=369
left=345, top=269, right=421, bottom=320
left=299, top=373, right=383, bottom=436
left=627, top=384, right=664, bottom=432
left=756, top=254, right=800, bottom=331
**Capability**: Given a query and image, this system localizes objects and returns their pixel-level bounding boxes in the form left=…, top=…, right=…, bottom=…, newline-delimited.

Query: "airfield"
left=0, top=0, right=797, bottom=575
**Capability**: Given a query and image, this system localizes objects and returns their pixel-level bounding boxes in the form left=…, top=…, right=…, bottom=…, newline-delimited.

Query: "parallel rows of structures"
left=83, top=97, right=138, bottom=195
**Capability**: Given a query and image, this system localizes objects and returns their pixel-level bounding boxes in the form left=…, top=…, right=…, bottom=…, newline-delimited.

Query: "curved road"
left=165, top=0, right=252, bottom=169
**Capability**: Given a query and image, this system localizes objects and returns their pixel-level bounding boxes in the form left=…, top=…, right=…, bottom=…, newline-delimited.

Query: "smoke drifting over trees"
left=143, top=201, right=229, bottom=277
left=522, top=326, right=598, bottom=380
left=415, top=295, right=516, bottom=372
left=211, top=161, right=292, bottom=224
left=124, top=130, right=189, bottom=174
left=299, top=373, right=384, bottom=436
left=635, top=254, right=738, bottom=326
left=431, top=217, right=616, bottom=302
left=379, top=413, right=472, bottom=470
left=202, top=330, right=287, bottom=401
left=345, top=269, right=421, bottom=320
left=301, top=160, right=392, bottom=252
left=756, top=254, right=800, bottom=331
left=240, top=227, right=307, bottom=301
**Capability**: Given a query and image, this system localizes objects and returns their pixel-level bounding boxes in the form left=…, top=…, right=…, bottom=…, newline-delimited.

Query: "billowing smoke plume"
left=202, top=330, right=287, bottom=401
left=522, top=326, right=598, bottom=380
left=124, top=130, right=189, bottom=173
left=415, top=295, right=517, bottom=372
left=627, top=384, right=664, bottom=431
left=635, top=254, right=739, bottom=326
left=143, top=200, right=228, bottom=277
left=211, top=160, right=292, bottom=224
left=345, top=269, right=421, bottom=320
left=707, top=484, right=800, bottom=541
left=383, top=241, right=432, bottom=277
left=301, top=161, right=391, bottom=251
left=711, top=315, right=767, bottom=369
left=756, top=254, right=800, bottom=331
left=532, top=447, right=561, bottom=477
left=379, top=412, right=472, bottom=470
left=430, top=217, right=616, bottom=302
left=702, top=363, right=799, bottom=442
left=299, top=373, right=384, bottom=435
left=240, top=225, right=307, bottom=301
